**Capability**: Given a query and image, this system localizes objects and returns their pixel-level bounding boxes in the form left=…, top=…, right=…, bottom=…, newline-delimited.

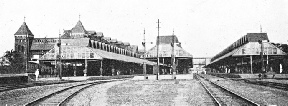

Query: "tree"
left=0, top=50, right=25, bottom=74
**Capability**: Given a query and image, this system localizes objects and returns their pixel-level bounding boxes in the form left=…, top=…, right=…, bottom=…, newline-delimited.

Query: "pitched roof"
left=96, top=32, right=104, bottom=37
left=71, top=20, right=87, bottom=34
left=157, top=35, right=179, bottom=45
left=246, top=33, right=269, bottom=42
left=211, top=33, right=269, bottom=61
left=146, top=44, right=192, bottom=57
left=31, top=38, right=58, bottom=50
left=40, top=45, right=156, bottom=65
left=61, top=38, right=90, bottom=46
left=30, top=44, right=55, bottom=50
left=14, top=22, right=34, bottom=36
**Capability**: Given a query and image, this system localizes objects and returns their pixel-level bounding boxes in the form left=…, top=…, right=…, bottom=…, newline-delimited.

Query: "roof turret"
left=71, top=20, right=87, bottom=34
left=14, top=22, right=34, bottom=36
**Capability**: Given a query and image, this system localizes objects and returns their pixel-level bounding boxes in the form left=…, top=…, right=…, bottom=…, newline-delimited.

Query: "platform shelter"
left=39, top=38, right=156, bottom=77
left=206, top=33, right=287, bottom=74
left=144, top=35, right=193, bottom=74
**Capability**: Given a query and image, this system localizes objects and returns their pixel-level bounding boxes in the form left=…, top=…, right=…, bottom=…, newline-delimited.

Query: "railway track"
left=24, top=80, right=112, bottom=106
left=196, top=74, right=260, bottom=106
left=0, top=80, right=79, bottom=92
left=243, top=79, right=288, bottom=91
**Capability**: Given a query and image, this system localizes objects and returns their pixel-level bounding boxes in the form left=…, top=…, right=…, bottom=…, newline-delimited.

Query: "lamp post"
left=57, top=32, right=62, bottom=80
left=258, top=40, right=265, bottom=73
left=142, top=29, right=152, bottom=79
left=156, top=19, right=160, bottom=80
left=171, top=34, right=176, bottom=79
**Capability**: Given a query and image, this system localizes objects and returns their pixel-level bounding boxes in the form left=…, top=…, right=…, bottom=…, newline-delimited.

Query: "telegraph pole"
left=156, top=19, right=160, bottom=80
left=26, top=32, right=29, bottom=74
left=58, top=30, right=62, bottom=80
left=259, top=40, right=265, bottom=73
left=171, top=29, right=176, bottom=79
left=143, top=28, right=147, bottom=79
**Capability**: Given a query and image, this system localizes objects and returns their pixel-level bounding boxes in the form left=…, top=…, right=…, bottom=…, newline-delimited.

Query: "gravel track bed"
left=67, top=79, right=214, bottom=106
left=203, top=74, right=288, bottom=106
left=0, top=81, right=94, bottom=105
left=66, top=80, right=128, bottom=106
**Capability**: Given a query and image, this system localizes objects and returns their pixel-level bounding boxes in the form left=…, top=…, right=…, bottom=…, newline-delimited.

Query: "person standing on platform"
left=35, top=68, right=40, bottom=81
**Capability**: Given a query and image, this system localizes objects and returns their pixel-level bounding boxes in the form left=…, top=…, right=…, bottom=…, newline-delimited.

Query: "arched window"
left=22, top=46, right=25, bottom=52
left=17, top=45, right=21, bottom=52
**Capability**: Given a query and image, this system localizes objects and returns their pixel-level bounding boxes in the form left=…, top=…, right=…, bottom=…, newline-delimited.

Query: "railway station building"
left=206, top=33, right=287, bottom=74
left=143, top=35, right=193, bottom=74
left=13, top=20, right=157, bottom=77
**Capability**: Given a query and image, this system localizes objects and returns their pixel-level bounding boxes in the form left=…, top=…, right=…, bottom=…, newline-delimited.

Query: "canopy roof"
left=208, top=42, right=286, bottom=66
left=146, top=44, right=192, bottom=58
left=39, top=45, right=156, bottom=65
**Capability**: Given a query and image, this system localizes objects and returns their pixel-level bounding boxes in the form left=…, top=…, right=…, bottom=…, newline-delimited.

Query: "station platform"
left=208, top=73, right=288, bottom=79
left=0, top=74, right=28, bottom=84
left=132, top=74, right=194, bottom=80
left=0, top=74, right=134, bottom=84
left=38, top=75, right=134, bottom=81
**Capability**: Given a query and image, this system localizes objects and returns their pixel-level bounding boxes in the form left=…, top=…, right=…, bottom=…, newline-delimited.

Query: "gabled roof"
left=39, top=45, right=156, bottom=65
left=31, top=44, right=55, bottom=51
left=246, top=33, right=269, bottom=42
left=127, top=45, right=138, bottom=53
left=71, top=20, right=87, bottom=34
left=211, top=33, right=269, bottom=61
left=61, top=38, right=90, bottom=46
left=146, top=44, right=192, bottom=58
left=157, top=35, right=179, bottom=45
left=96, top=32, right=104, bottom=37
left=14, top=22, right=34, bottom=36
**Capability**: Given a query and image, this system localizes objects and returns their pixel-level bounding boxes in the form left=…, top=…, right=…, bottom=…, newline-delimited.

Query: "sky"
left=1, top=0, right=288, bottom=57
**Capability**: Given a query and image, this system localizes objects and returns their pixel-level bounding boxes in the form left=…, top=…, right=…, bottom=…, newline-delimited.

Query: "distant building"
left=144, top=35, right=193, bottom=74
left=13, top=20, right=156, bottom=76
left=206, top=33, right=287, bottom=74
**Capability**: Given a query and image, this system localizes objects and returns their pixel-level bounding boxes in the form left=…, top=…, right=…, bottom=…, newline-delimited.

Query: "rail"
left=24, top=80, right=111, bottom=106
left=196, top=74, right=260, bottom=106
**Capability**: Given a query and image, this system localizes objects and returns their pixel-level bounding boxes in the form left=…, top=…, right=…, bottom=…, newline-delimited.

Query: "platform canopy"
left=39, top=45, right=156, bottom=65
left=146, top=44, right=193, bottom=58
left=207, top=33, right=286, bottom=66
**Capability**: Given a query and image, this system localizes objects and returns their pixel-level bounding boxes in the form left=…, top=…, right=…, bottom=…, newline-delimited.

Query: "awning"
left=208, top=47, right=240, bottom=65
left=40, top=45, right=156, bottom=66
left=91, top=48, right=156, bottom=65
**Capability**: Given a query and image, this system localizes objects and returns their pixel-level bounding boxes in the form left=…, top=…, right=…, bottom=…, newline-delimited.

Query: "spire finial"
left=79, top=14, right=81, bottom=21
left=260, top=25, right=262, bottom=33
left=173, top=28, right=174, bottom=35
left=24, top=16, right=26, bottom=22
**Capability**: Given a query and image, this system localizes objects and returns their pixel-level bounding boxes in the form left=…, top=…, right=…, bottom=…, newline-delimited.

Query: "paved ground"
left=67, top=78, right=214, bottom=106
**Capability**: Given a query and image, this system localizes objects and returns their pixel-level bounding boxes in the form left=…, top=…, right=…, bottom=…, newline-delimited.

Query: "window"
left=273, top=48, right=277, bottom=54
left=78, top=53, right=81, bottom=59
left=256, top=48, right=259, bottom=54
left=86, top=53, right=89, bottom=58
left=82, top=53, right=85, bottom=58
left=90, top=53, right=94, bottom=58
left=242, top=49, right=245, bottom=54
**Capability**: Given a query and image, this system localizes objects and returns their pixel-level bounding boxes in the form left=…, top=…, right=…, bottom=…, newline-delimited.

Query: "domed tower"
left=14, top=21, right=34, bottom=60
